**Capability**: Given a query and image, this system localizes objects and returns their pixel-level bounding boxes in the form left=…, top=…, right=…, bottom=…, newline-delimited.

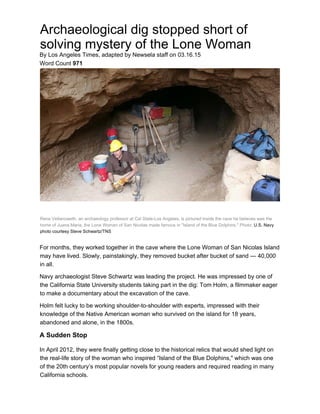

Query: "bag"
left=232, top=128, right=279, bottom=161
left=162, top=107, right=172, bottom=117
left=149, top=107, right=164, bottom=120
left=251, top=175, right=280, bottom=201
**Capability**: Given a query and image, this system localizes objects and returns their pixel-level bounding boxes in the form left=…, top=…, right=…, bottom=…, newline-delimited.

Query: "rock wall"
left=40, top=116, right=108, bottom=191
left=40, top=68, right=279, bottom=192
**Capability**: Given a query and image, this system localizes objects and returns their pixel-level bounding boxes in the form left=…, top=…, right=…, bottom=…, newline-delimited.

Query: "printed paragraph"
left=39, top=243, right=280, bottom=266
left=39, top=270, right=278, bottom=326
left=39, top=345, right=275, bottom=378
left=40, top=215, right=276, bottom=234
left=39, top=300, right=262, bottom=326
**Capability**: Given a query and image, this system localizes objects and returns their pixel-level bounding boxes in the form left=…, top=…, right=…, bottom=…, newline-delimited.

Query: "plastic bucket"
left=93, top=154, right=108, bottom=169
left=78, top=160, right=93, bottom=171
left=95, top=167, right=108, bottom=182
left=106, top=128, right=118, bottom=138
left=80, top=169, right=94, bottom=183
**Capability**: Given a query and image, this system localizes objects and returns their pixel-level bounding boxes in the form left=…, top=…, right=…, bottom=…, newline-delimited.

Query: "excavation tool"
left=148, top=115, right=169, bottom=160
left=144, top=108, right=167, bottom=164
left=132, top=124, right=142, bottom=163
left=133, top=173, right=143, bottom=201
left=142, top=109, right=154, bottom=164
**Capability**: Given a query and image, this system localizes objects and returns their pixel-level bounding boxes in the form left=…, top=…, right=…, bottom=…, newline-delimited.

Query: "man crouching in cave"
left=104, top=139, right=141, bottom=197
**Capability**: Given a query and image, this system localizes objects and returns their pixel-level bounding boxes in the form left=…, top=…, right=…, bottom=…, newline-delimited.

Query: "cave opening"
left=116, top=85, right=236, bottom=137
left=40, top=85, right=237, bottom=200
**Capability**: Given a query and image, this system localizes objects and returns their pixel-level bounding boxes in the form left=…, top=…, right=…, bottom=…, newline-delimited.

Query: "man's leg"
left=130, top=173, right=142, bottom=196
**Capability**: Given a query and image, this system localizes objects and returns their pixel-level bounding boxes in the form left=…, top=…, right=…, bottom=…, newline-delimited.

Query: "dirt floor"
left=40, top=132, right=227, bottom=202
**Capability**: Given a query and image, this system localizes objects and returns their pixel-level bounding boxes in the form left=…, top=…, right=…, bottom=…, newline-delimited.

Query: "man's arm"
left=108, top=171, right=115, bottom=184
left=125, top=162, right=138, bottom=181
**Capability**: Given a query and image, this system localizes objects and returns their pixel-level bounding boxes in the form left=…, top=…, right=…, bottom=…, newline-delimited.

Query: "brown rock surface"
left=41, top=68, right=279, bottom=148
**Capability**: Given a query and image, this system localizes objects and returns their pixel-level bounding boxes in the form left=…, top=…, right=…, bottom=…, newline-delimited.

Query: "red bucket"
left=106, top=128, right=118, bottom=138
left=95, top=167, right=108, bottom=182
left=78, top=160, right=92, bottom=171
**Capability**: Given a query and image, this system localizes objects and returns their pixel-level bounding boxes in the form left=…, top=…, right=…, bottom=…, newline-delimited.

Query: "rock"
left=41, top=68, right=279, bottom=148
left=222, top=150, right=280, bottom=201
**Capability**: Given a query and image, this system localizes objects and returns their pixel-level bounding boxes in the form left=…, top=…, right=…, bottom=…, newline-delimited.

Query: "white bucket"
left=93, top=154, right=108, bottom=168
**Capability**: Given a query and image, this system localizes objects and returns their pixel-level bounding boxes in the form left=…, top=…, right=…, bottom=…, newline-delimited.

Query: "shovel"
left=144, top=109, right=167, bottom=164
left=148, top=115, right=169, bottom=161
left=132, top=124, right=142, bottom=163
left=142, top=109, right=154, bottom=165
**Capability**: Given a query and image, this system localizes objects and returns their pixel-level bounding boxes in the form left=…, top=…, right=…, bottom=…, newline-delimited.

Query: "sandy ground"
left=223, top=150, right=280, bottom=201
left=41, top=133, right=227, bottom=202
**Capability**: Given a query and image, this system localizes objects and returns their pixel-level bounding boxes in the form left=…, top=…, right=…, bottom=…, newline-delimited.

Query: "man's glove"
left=118, top=177, right=129, bottom=186
left=112, top=181, right=124, bottom=193
left=111, top=177, right=129, bottom=193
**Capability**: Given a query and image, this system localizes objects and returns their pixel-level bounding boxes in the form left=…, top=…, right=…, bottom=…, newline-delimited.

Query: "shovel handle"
left=132, top=124, right=139, bottom=153
left=148, top=114, right=168, bottom=154
left=144, top=109, right=157, bottom=146
left=142, top=109, right=149, bottom=146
